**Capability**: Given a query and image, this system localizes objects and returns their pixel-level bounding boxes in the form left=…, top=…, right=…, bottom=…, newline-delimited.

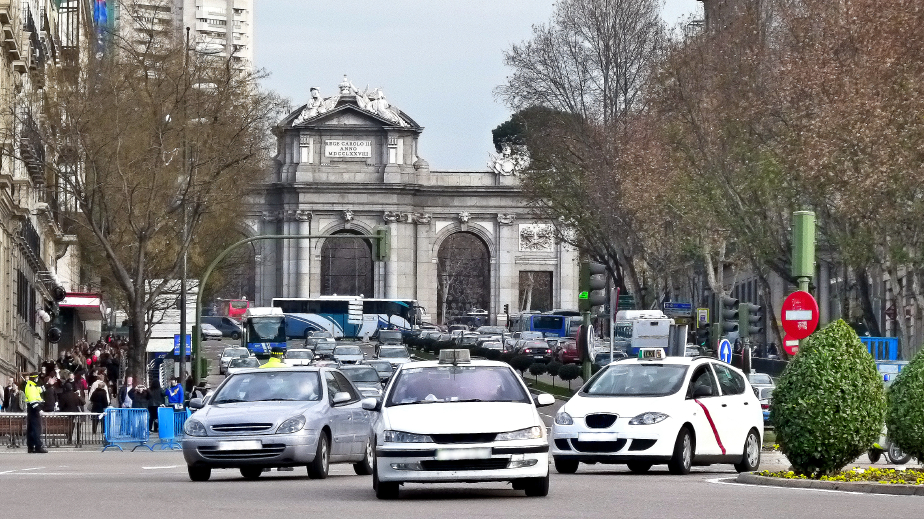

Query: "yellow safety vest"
left=259, top=356, right=286, bottom=368
left=24, top=380, right=43, bottom=403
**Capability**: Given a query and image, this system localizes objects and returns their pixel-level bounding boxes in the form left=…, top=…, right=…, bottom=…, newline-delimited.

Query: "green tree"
left=528, top=362, right=548, bottom=382
left=510, top=355, right=535, bottom=377
left=885, top=349, right=924, bottom=461
left=558, top=364, right=582, bottom=390
left=545, top=360, right=562, bottom=387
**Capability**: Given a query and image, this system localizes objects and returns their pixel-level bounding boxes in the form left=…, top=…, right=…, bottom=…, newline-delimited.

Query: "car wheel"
left=307, top=433, right=330, bottom=479
left=734, top=429, right=761, bottom=473
left=668, top=427, right=693, bottom=475
left=240, top=466, right=263, bottom=480
left=187, top=465, right=211, bottom=481
left=887, top=443, right=913, bottom=465
left=627, top=461, right=653, bottom=474
left=522, top=473, right=550, bottom=497
left=553, top=457, right=579, bottom=474
left=353, top=439, right=374, bottom=476
left=373, top=456, right=399, bottom=499
left=231, top=332, right=241, bottom=340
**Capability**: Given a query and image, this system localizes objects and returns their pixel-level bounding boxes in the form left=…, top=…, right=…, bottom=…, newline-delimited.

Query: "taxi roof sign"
left=638, top=348, right=665, bottom=360
left=439, top=349, right=471, bottom=365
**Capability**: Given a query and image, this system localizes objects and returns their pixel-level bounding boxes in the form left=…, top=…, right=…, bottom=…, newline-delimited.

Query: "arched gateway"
left=252, top=76, right=579, bottom=325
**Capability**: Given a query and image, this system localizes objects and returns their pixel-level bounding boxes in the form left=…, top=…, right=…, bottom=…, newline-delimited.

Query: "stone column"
left=384, top=212, right=401, bottom=299
left=297, top=210, right=312, bottom=296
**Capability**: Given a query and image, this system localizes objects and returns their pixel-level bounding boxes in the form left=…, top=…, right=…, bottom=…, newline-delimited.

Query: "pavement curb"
left=737, top=472, right=924, bottom=496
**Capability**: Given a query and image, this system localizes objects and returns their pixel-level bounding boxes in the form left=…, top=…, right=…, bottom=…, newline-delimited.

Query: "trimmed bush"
left=484, top=348, right=502, bottom=361
left=510, top=355, right=534, bottom=376
left=886, top=348, right=924, bottom=462
left=770, top=320, right=885, bottom=476
left=528, top=362, right=547, bottom=381
left=500, top=351, right=516, bottom=364
left=546, top=361, right=562, bottom=386
left=559, top=364, right=582, bottom=390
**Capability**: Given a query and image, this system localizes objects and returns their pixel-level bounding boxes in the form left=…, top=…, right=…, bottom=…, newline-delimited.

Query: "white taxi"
left=365, top=349, right=554, bottom=499
left=550, top=349, right=763, bottom=475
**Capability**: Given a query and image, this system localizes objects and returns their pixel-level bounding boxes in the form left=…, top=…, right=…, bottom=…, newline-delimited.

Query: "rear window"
left=223, top=348, right=248, bottom=357
left=342, top=367, right=381, bottom=383
left=285, top=350, right=314, bottom=359
left=335, top=346, right=363, bottom=356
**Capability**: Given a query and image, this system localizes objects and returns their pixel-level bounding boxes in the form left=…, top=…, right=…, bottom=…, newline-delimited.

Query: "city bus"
left=217, top=298, right=250, bottom=319
left=271, top=296, right=419, bottom=339
left=510, top=313, right=576, bottom=338
left=239, top=307, right=288, bottom=355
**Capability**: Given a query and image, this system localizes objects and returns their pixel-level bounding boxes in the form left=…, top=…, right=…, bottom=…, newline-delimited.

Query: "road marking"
left=706, top=477, right=903, bottom=497
left=142, top=465, right=180, bottom=470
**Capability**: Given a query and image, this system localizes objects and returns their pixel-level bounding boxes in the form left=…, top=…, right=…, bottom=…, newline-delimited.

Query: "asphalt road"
left=0, top=449, right=918, bottom=519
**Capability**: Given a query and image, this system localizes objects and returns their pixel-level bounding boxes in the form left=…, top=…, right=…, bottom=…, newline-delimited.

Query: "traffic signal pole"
left=191, top=232, right=387, bottom=385
left=792, top=211, right=816, bottom=349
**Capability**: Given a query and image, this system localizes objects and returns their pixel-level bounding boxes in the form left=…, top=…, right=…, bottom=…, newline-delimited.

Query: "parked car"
left=362, top=359, right=395, bottom=384
left=283, top=348, right=315, bottom=366
left=226, top=357, right=261, bottom=375
left=219, top=347, right=251, bottom=375
left=748, top=372, right=775, bottom=391
left=183, top=366, right=374, bottom=481
left=305, top=331, right=335, bottom=351
left=333, top=345, right=365, bottom=364
left=339, top=365, right=384, bottom=399
left=756, top=386, right=773, bottom=424
left=200, top=323, right=223, bottom=341
left=201, top=316, right=243, bottom=340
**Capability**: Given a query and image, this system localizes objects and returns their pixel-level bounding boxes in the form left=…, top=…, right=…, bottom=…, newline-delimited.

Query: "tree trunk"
left=127, top=298, right=148, bottom=385
left=854, top=267, right=882, bottom=337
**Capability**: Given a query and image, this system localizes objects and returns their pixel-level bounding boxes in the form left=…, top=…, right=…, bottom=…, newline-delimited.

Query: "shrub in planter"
left=528, top=362, right=547, bottom=381
left=558, top=364, right=582, bottom=390
left=510, top=355, right=534, bottom=376
left=546, top=361, right=562, bottom=386
left=500, top=351, right=516, bottom=364
left=886, top=348, right=924, bottom=462
left=484, top=348, right=502, bottom=361
left=770, top=320, right=884, bottom=476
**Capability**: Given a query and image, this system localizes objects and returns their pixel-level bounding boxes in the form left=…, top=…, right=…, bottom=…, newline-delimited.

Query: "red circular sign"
left=781, top=291, right=819, bottom=340
left=782, top=334, right=800, bottom=356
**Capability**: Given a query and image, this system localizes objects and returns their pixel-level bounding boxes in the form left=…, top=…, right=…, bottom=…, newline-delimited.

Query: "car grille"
left=584, top=414, right=618, bottom=429
left=419, top=459, right=510, bottom=471
left=197, top=443, right=287, bottom=460
left=570, top=439, right=627, bottom=453
left=554, top=439, right=572, bottom=451
left=210, top=423, right=274, bottom=434
left=628, top=439, right=657, bottom=451
left=430, top=433, right=497, bottom=444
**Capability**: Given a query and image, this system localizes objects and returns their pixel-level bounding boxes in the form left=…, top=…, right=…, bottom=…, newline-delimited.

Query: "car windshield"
left=212, top=371, right=321, bottom=402
left=309, top=331, right=332, bottom=338
left=460, top=337, right=478, bottom=345
left=366, top=361, right=393, bottom=374
left=285, top=350, right=314, bottom=359
left=386, top=366, right=530, bottom=406
left=335, top=346, right=362, bottom=356
left=223, top=348, right=248, bottom=358
left=757, top=387, right=774, bottom=399
left=228, top=358, right=260, bottom=368
left=749, top=373, right=773, bottom=385
left=247, top=317, right=287, bottom=342
left=342, top=367, right=381, bottom=383
left=582, top=363, right=689, bottom=397
left=377, top=331, right=403, bottom=343
left=315, top=344, right=336, bottom=353
left=378, top=348, right=408, bottom=358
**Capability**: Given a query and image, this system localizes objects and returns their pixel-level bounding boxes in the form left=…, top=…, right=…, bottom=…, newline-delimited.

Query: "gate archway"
left=320, top=230, right=373, bottom=296
left=436, top=232, right=490, bottom=324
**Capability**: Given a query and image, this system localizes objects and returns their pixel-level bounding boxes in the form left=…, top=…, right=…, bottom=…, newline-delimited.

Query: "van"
left=201, top=316, right=243, bottom=339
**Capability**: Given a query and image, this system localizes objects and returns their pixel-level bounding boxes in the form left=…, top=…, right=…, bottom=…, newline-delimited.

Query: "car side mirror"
left=332, top=392, right=352, bottom=405
left=361, top=397, right=381, bottom=412
left=692, top=385, right=713, bottom=398
left=534, top=393, right=555, bottom=407
left=188, top=398, right=205, bottom=409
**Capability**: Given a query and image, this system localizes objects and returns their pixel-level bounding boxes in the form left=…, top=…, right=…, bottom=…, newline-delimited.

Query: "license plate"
left=435, top=448, right=492, bottom=460
left=217, top=440, right=262, bottom=451
left=534, top=355, right=545, bottom=359
left=578, top=432, right=619, bottom=442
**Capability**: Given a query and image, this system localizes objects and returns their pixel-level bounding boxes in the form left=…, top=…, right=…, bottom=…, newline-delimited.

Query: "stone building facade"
left=253, top=78, right=579, bottom=324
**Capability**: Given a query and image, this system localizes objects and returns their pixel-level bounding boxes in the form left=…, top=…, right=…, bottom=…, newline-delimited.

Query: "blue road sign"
left=719, top=338, right=732, bottom=363
left=174, top=334, right=192, bottom=356
left=662, top=301, right=693, bottom=316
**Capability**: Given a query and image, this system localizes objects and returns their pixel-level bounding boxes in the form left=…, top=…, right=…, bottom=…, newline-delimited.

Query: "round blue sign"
left=719, top=339, right=732, bottom=363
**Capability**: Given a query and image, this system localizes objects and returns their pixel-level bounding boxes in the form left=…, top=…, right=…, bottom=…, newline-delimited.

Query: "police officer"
left=259, top=346, right=287, bottom=368
left=23, top=373, right=48, bottom=453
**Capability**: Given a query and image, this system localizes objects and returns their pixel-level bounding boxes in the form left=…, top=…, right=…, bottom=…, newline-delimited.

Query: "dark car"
left=201, top=316, right=243, bottom=340
left=593, top=350, right=628, bottom=369
left=362, top=359, right=395, bottom=384
left=554, top=339, right=580, bottom=364
left=339, top=365, right=384, bottom=399
left=375, top=330, right=404, bottom=346
left=516, top=340, right=553, bottom=362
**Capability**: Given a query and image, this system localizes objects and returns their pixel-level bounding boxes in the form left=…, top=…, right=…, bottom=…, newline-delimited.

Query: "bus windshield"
left=247, top=317, right=287, bottom=342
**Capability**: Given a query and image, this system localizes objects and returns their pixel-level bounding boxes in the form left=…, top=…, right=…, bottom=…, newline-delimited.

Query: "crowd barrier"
left=151, top=407, right=191, bottom=450
left=102, top=408, right=153, bottom=452
left=0, top=412, right=107, bottom=448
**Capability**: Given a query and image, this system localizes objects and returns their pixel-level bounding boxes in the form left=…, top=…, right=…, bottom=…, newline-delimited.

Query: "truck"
left=612, top=310, right=686, bottom=356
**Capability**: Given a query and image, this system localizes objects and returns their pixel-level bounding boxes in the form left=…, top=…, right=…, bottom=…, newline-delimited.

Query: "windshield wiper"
left=257, top=398, right=296, bottom=401
left=448, top=398, right=485, bottom=403
left=214, top=398, right=247, bottom=404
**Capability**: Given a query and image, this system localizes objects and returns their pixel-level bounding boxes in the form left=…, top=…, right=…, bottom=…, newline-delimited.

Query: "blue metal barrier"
left=861, top=337, right=899, bottom=360
left=101, top=408, right=153, bottom=452
left=151, top=407, right=190, bottom=450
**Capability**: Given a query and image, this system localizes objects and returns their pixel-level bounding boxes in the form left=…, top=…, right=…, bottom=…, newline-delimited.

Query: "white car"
left=283, top=348, right=315, bottom=366
left=219, top=347, right=251, bottom=374
left=201, top=323, right=223, bottom=341
left=376, top=346, right=412, bottom=368
left=333, top=345, right=365, bottom=364
left=226, top=356, right=261, bottom=374
left=366, top=350, right=554, bottom=499
left=550, top=350, right=763, bottom=475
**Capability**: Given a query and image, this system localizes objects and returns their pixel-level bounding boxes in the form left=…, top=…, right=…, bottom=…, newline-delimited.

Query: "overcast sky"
left=254, top=1, right=703, bottom=170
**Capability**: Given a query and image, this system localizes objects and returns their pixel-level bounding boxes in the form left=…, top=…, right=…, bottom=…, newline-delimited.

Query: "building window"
left=299, top=135, right=313, bottom=164
left=437, top=232, right=490, bottom=324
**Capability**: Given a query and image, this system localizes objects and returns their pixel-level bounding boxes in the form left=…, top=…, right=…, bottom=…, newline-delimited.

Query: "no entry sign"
left=783, top=334, right=800, bottom=356
left=782, top=291, right=819, bottom=340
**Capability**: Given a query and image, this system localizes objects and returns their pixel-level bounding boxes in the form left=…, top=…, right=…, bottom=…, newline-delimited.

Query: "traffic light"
left=503, top=304, right=509, bottom=315
left=719, top=296, right=739, bottom=336
left=373, top=226, right=390, bottom=261
left=695, top=324, right=711, bottom=347
left=587, top=262, right=607, bottom=315
left=740, top=303, right=763, bottom=341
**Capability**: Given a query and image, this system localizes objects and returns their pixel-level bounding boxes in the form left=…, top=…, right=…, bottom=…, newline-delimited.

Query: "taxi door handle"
left=743, top=402, right=749, bottom=405
left=721, top=403, right=728, bottom=407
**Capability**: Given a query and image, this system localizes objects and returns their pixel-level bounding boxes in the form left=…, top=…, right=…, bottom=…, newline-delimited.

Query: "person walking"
left=118, top=376, right=134, bottom=408
left=166, top=378, right=184, bottom=408
left=23, top=373, right=48, bottom=453
left=5, top=380, right=23, bottom=413
left=88, top=378, right=110, bottom=434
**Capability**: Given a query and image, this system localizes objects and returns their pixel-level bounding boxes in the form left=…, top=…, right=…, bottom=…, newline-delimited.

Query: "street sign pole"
left=792, top=211, right=816, bottom=349
left=610, top=286, right=618, bottom=364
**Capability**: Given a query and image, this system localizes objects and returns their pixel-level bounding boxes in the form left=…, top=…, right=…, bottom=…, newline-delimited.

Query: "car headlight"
left=628, top=412, right=669, bottom=425
left=383, top=430, right=433, bottom=443
left=554, top=411, right=573, bottom=426
left=276, top=415, right=307, bottom=434
left=184, top=419, right=208, bottom=437
left=495, top=426, right=543, bottom=441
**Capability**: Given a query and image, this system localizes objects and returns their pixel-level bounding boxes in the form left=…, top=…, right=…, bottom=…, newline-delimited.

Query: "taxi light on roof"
left=439, top=349, right=471, bottom=364
left=638, top=348, right=665, bottom=360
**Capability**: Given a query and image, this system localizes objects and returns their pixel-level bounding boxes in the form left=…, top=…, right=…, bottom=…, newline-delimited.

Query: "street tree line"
left=496, top=0, right=924, bottom=355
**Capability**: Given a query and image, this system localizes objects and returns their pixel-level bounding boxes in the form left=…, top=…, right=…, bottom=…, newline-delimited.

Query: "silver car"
left=333, top=345, right=365, bottom=364
left=182, top=367, right=374, bottom=481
